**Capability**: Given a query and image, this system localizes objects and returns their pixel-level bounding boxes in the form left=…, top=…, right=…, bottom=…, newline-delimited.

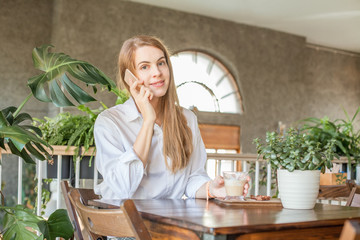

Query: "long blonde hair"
left=117, top=35, right=193, bottom=173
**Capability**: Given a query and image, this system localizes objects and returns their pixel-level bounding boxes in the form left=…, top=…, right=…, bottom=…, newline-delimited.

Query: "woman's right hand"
left=130, top=79, right=155, bottom=123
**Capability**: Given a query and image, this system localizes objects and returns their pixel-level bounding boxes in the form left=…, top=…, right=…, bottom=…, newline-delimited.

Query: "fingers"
left=212, top=176, right=224, bottom=187
left=129, top=79, right=144, bottom=93
left=243, top=182, right=249, bottom=196
left=130, top=81, right=153, bottom=101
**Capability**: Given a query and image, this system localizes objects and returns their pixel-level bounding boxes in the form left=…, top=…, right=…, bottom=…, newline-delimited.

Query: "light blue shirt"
left=94, top=97, right=210, bottom=199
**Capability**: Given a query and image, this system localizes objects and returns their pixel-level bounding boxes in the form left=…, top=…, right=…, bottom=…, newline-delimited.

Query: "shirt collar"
left=119, top=96, right=142, bottom=122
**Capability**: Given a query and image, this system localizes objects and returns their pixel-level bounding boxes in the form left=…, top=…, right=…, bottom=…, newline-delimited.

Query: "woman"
left=94, top=35, right=248, bottom=199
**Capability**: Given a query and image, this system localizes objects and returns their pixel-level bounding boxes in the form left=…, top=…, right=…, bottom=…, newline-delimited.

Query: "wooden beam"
left=199, top=124, right=240, bottom=150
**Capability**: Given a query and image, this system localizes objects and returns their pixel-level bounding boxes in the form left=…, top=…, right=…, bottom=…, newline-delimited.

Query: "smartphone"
left=124, top=69, right=139, bottom=85
left=124, top=68, right=153, bottom=100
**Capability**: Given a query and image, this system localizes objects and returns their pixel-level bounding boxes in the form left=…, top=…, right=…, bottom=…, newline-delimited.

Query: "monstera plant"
left=0, top=45, right=116, bottom=162
left=0, top=45, right=118, bottom=239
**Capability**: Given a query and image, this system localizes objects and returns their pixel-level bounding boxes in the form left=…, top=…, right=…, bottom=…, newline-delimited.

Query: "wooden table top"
left=89, top=198, right=360, bottom=236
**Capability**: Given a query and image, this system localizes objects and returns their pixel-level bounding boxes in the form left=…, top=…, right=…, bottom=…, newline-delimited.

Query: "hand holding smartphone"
left=124, top=69, right=153, bottom=100
left=124, top=69, right=140, bottom=85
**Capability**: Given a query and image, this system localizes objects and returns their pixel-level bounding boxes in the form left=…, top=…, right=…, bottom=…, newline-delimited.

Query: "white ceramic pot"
left=277, top=169, right=320, bottom=209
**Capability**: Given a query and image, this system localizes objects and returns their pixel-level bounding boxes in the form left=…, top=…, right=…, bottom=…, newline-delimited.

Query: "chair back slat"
left=61, top=180, right=83, bottom=240
left=339, top=220, right=360, bottom=240
left=61, top=180, right=102, bottom=240
left=78, top=188, right=100, bottom=205
left=346, top=185, right=360, bottom=207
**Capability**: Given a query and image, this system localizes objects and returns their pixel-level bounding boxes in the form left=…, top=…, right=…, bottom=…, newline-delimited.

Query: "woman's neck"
left=151, top=97, right=163, bottom=126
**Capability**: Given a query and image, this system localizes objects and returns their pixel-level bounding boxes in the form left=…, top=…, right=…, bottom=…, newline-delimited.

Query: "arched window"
left=171, top=50, right=243, bottom=114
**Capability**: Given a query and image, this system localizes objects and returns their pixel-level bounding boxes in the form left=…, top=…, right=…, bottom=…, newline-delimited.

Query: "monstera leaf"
left=28, top=45, right=116, bottom=107
left=2, top=205, right=43, bottom=240
left=0, top=106, right=51, bottom=164
left=1, top=206, right=74, bottom=240
left=37, top=209, right=74, bottom=240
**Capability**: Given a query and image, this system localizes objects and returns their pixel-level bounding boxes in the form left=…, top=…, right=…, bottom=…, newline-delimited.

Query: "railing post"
left=56, top=155, right=62, bottom=209
left=242, top=161, right=247, bottom=172
left=75, top=156, right=80, bottom=188
left=36, top=159, right=44, bottom=216
left=231, top=160, right=235, bottom=172
left=347, top=163, right=352, bottom=180
left=217, top=160, right=222, bottom=176
left=266, top=162, right=271, bottom=196
left=255, top=161, right=259, bottom=196
left=17, top=157, right=23, bottom=205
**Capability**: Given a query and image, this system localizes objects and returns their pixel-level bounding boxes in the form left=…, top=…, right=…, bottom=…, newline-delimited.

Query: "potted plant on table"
left=254, top=127, right=337, bottom=209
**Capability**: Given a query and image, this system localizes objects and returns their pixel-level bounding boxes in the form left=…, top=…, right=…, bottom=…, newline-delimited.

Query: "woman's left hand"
left=209, top=176, right=226, bottom=198
left=209, top=175, right=250, bottom=198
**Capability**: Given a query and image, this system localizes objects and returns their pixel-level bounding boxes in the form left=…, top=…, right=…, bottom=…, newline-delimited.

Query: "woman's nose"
left=151, top=66, right=161, bottom=77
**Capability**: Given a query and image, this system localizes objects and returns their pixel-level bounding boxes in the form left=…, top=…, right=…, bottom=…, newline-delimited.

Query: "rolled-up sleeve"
left=184, top=117, right=210, bottom=198
left=94, top=114, right=144, bottom=199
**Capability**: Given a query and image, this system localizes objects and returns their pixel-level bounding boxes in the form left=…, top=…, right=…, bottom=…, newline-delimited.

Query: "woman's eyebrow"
left=137, top=56, right=165, bottom=66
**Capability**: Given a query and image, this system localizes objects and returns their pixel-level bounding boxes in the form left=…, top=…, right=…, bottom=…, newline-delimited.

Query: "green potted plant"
left=33, top=111, right=97, bottom=179
left=300, top=107, right=360, bottom=177
left=254, top=127, right=337, bottom=209
left=33, top=88, right=128, bottom=180
left=0, top=44, right=119, bottom=239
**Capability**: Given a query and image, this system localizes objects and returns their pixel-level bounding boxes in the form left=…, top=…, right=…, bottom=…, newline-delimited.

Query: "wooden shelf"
left=1, top=145, right=96, bottom=157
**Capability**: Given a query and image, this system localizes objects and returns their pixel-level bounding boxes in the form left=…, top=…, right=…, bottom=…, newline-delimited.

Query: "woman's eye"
left=158, top=61, right=166, bottom=66
left=140, top=65, right=148, bottom=70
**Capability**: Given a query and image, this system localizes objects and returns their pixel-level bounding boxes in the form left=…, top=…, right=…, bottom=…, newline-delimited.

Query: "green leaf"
left=38, top=209, right=74, bottom=240
left=1, top=125, right=47, bottom=150
left=111, top=87, right=129, bottom=105
left=2, top=205, right=43, bottom=240
left=286, top=165, right=295, bottom=172
left=49, top=78, right=75, bottom=107
left=61, top=74, right=96, bottom=104
left=7, top=141, right=35, bottom=164
left=28, top=45, right=116, bottom=107
left=302, top=153, right=311, bottom=163
left=25, top=142, right=46, bottom=160
left=21, top=125, right=43, bottom=137
left=13, top=112, right=33, bottom=125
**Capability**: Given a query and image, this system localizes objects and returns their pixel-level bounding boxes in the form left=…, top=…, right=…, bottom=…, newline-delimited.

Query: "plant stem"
left=13, top=93, right=33, bottom=117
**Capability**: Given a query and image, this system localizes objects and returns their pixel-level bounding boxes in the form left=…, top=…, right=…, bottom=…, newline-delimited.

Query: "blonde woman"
left=94, top=35, right=248, bottom=199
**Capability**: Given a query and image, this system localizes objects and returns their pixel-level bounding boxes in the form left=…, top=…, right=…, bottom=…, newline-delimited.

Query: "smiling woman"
left=93, top=35, right=248, bottom=201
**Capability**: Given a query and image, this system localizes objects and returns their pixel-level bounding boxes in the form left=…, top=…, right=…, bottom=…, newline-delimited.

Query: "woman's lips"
left=151, top=80, right=165, bottom=87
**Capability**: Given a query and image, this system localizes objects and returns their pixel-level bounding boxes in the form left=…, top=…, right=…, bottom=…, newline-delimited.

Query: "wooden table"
left=89, top=198, right=360, bottom=240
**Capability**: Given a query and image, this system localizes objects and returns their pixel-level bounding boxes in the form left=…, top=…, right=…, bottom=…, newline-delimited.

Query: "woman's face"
left=134, top=46, right=170, bottom=99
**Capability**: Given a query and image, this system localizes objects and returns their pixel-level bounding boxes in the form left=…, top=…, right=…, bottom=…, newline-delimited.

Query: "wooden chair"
left=68, top=188, right=152, bottom=240
left=347, top=185, right=360, bottom=207
left=61, top=180, right=84, bottom=240
left=61, top=180, right=101, bottom=240
left=339, top=220, right=360, bottom=240
left=347, top=179, right=356, bottom=192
